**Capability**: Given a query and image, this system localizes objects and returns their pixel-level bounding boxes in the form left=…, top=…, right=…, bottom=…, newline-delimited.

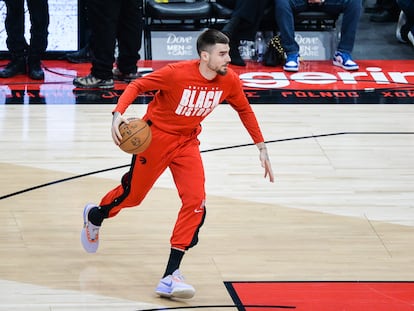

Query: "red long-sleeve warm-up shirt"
left=113, top=60, right=264, bottom=143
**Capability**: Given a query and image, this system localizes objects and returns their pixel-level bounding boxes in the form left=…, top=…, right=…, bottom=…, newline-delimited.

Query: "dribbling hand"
left=111, top=111, right=129, bottom=145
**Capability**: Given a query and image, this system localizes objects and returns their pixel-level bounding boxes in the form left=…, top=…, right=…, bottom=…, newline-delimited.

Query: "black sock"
left=163, top=248, right=185, bottom=278
left=88, top=206, right=105, bottom=226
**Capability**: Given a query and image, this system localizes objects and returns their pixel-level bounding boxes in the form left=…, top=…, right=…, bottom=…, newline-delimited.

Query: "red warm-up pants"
left=99, top=122, right=206, bottom=251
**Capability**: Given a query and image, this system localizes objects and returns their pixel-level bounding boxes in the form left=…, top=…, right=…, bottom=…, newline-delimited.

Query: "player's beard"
left=208, top=62, right=228, bottom=76
left=217, top=66, right=228, bottom=76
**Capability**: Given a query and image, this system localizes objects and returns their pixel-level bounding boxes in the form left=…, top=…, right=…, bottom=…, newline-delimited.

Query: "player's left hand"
left=257, top=143, right=275, bottom=183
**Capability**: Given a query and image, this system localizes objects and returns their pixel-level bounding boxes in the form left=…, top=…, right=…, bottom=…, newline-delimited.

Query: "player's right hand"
left=111, top=112, right=129, bottom=145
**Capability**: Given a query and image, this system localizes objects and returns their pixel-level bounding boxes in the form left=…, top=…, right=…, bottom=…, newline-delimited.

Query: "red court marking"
left=226, top=281, right=414, bottom=311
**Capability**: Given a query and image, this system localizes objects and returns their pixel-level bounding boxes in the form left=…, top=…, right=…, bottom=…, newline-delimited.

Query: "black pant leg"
left=230, top=0, right=270, bottom=26
left=26, top=0, right=49, bottom=62
left=88, top=0, right=120, bottom=79
left=4, top=0, right=28, bottom=57
left=116, top=0, right=143, bottom=73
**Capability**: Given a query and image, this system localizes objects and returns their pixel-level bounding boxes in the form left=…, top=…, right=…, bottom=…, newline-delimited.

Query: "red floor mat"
left=225, top=281, right=414, bottom=311
left=1, top=59, right=414, bottom=104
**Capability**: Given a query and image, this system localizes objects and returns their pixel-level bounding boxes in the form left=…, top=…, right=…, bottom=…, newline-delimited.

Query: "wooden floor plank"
left=1, top=104, right=414, bottom=309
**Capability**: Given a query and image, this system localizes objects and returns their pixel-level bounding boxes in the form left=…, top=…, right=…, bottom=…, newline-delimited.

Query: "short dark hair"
left=196, top=29, right=229, bottom=56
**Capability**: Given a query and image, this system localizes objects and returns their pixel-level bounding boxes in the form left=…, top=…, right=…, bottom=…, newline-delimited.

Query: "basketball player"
left=81, top=29, right=274, bottom=299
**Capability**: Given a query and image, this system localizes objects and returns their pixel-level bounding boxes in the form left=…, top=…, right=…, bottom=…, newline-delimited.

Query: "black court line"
left=1, top=131, right=414, bottom=201
left=136, top=305, right=295, bottom=311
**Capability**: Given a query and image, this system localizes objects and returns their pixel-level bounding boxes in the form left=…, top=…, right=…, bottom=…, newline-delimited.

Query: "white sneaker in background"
left=396, top=11, right=408, bottom=43
left=408, top=31, right=414, bottom=47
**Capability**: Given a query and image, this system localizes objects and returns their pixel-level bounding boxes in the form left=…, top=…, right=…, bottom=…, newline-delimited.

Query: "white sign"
left=151, top=30, right=205, bottom=60
left=0, top=0, right=78, bottom=52
left=295, top=31, right=338, bottom=60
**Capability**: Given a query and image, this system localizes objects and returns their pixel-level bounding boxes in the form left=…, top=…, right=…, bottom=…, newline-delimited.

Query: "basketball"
left=118, top=118, right=152, bottom=154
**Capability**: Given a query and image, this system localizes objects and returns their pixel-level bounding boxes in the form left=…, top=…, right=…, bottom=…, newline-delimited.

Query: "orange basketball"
left=118, top=118, right=152, bottom=154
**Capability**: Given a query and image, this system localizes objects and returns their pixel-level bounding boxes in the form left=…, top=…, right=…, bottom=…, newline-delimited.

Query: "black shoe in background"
left=370, top=10, right=399, bottom=22
left=364, top=3, right=382, bottom=13
left=28, top=62, right=45, bottom=80
left=112, top=67, right=141, bottom=82
left=229, top=41, right=246, bottom=67
left=0, top=57, right=27, bottom=78
left=66, top=46, right=92, bottom=63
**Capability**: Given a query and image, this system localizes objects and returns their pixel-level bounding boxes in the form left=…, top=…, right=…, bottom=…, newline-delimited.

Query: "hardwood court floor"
left=1, top=104, right=414, bottom=310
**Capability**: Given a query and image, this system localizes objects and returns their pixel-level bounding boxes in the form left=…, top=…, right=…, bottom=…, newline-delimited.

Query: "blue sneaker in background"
left=283, top=53, right=300, bottom=72
left=333, top=51, right=359, bottom=70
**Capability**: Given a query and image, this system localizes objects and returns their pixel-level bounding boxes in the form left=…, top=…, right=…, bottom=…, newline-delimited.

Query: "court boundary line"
left=1, top=131, right=413, bottom=201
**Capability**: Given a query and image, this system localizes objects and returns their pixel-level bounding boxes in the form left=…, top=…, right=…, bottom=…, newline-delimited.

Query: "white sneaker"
left=155, top=270, right=195, bottom=299
left=408, top=31, right=414, bottom=47
left=80, top=203, right=100, bottom=253
left=396, top=11, right=408, bottom=43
